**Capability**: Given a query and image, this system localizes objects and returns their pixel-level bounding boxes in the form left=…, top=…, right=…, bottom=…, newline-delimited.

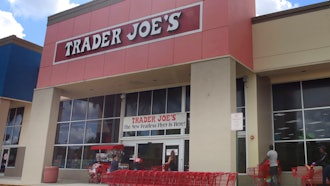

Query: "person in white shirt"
left=260, top=144, right=278, bottom=186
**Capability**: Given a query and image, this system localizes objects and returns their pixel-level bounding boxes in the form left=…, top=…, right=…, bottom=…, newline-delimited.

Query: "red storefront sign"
left=54, top=2, right=202, bottom=64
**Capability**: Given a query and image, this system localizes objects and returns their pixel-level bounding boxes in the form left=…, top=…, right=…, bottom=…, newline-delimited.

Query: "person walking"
left=313, top=145, right=330, bottom=186
left=260, top=144, right=278, bottom=186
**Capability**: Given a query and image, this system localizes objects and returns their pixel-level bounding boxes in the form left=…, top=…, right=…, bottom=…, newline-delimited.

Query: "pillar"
left=190, top=58, right=237, bottom=172
left=21, top=88, right=61, bottom=184
left=245, top=74, right=273, bottom=167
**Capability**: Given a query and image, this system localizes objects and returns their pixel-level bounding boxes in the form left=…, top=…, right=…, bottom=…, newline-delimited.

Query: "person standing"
left=110, top=154, right=119, bottom=172
left=314, top=145, right=330, bottom=186
left=165, top=150, right=177, bottom=171
left=260, top=144, right=278, bottom=186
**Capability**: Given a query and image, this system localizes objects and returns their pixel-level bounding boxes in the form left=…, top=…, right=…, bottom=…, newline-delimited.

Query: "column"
left=190, top=58, right=236, bottom=172
left=21, top=88, right=61, bottom=184
left=0, top=99, right=10, bottom=149
left=245, top=74, right=273, bottom=167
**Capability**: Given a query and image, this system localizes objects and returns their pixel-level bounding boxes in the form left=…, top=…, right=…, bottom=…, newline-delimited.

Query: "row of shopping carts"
left=102, top=170, right=237, bottom=186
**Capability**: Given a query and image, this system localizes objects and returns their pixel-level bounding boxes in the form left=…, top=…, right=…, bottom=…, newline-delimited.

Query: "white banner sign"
left=123, top=113, right=186, bottom=132
left=231, top=112, right=243, bottom=131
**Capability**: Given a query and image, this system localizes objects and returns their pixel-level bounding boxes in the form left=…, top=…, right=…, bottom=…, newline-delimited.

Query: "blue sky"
left=0, top=0, right=327, bottom=46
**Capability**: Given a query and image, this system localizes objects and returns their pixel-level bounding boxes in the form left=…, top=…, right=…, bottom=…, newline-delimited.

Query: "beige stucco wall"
left=190, top=58, right=237, bottom=172
left=21, top=88, right=61, bottom=184
left=253, top=8, right=330, bottom=72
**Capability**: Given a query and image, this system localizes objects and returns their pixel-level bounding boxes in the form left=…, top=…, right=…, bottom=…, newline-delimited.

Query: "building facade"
left=0, top=35, right=42, bottom=177
left=2, top=0, right=330, bottom=185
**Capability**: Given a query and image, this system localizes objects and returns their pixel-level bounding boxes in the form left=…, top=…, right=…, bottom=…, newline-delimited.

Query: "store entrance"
left=123, top=140, right=184, bottom=171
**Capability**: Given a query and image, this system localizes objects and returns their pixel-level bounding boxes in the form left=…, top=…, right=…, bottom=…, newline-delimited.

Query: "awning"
left=90, top=144, right=124, bottom=151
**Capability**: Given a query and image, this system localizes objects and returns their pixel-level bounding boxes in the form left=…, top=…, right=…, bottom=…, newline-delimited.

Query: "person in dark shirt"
left=165, top=150, right=177, bottom=171
left=314, top=145, right=330, bottom=186
left=110, top=155, right=119, bottom=172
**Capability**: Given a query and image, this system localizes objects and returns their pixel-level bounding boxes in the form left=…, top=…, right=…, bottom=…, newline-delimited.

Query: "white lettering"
left=127, top=23, right=139, bottom=40
left=65, top=42, right=73, bottom=56
left=167, top=12, right=182, bottom=32
left=92, top=34, right=101, bottom=50
left=101, top=31, right=111, bottom=48
left=80, top=37, right=91, bottom=53
left=72, top=39, right=81, bottom=55
left=111, top=28, right=122, bottom=45
left=139, top=21, right=151, bottom=38
left=151, top=17, right=162, bottom=36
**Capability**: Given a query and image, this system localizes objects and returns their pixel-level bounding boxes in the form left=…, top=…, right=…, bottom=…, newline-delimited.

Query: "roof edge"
left=252, top=1, right=330, bottom=24
left=48, top=0, right=123, bottom=26
left=0, top=35, right=42, bottom=53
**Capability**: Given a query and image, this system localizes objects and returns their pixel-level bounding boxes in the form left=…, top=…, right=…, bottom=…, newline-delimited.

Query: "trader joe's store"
left=2, top=0, right=330, bottom=185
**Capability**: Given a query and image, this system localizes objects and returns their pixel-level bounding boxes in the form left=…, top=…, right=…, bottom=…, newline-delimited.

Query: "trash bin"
left=43, top=166, right=59, bottom=183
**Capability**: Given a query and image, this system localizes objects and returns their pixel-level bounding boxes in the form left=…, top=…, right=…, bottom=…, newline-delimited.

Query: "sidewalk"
left=0, top=177, right=107, bottom=186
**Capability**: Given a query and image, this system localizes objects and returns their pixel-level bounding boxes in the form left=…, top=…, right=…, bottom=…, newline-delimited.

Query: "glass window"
left=273, top=111, right=303, bottom=140
left=53, top=146, right=67, bottom=168
left=15, top=108, right=24, bottom=125
left=305, top=108, right=330, bottom=139
left=272, top=82, right=301, bottom=111
left=87, top=96, right=104, bottom=119
left=58, top=100, right=72, bottom=122
left=306, top=141, right=330, bottom=164
left=3, top=127, right=13, bottom=145
left=123, top=131, right=136, bottom=137
left=102, top=119, right=119, bottom=143
left=186, top=86, right=190, bottom=112
left=167, top=87, right=182, bottom=113
left=72, top=99, right=88, bottom=121
left=7, top=109, right=15, bottom=126
left=237, top=138, right=246, bottom=173
left=137, top=131, right=150, bottom=136
left=7, top=148, right=17, bottom=167
left=85, top=120, right=101, bottom=143
left=152, top=89, right=166, bottom=114
left=138, top=91, right=151, bottom=115
left=151, top=130, right=164, bottom=136
left=166, top=129, right=181, bottom=135
left=237, top=78, right=245, bottom=107
left=275, top=142, right=305, bottom=171
left=12, top=126, right=21, bottom=144
left=237, top=108, right=246, bottom=131
left=125, top=93, right=138, bottom=116
left=55, top=123, right=69, bottom=144
left=69, top=122, right=85, bottom=144
left=104, top=94, right=121, bottom=118
left=303, top=78, right=330, bottom=108
left=82, top=146, right=96, bottom=169
left=66, top=146, right=82, bottom=169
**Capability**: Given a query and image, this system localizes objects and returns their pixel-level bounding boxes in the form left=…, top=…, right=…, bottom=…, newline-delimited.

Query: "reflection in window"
left=152, top=89, right=166, bottom=114
left=275, top=142, right=305, bottom=171
left=53, top=146, right=66, bottom=168
left=58, top=100, right=72, bottom=122
left=125, top=93, right=138, bottom=116
left=87, top=96, right=104, bottom=119
left=104, top=95, right=121, bottom=118
left=3, top=107, right=24, bottom=146
left=167, top=87, right=182, bottom=113
left=303, top=78, right=330, bottom=108
left=72, top=99, right=88, bottom=121
left=102, top=119, right=119, bottom=143
left=186, top=86, right=190, bottom=112
left=69, top=122, right=85, bottom=144
left=82, top=146, right=96, bottom=169
left=272, top=82, right=301, bottom=111
left=66, top=146, right=82, bottom=169
left=273, top=111, right=303, bottom=140
left=7, top=148, right=18, bottom=167
left=55, top=123, right=69, bottom=144
left=305, top=109, right=330, bottom=139
left=138, top=91, right=151, bottom=115
left=85, top=120, right=101, bottom=143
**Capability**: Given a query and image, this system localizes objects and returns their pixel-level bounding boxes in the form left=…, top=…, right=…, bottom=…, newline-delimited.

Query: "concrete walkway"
left=0, top=177, right=107, bottom=186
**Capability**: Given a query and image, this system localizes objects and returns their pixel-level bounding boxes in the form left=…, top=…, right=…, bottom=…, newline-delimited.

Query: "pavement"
left=0, top=177, right=107, bottom=186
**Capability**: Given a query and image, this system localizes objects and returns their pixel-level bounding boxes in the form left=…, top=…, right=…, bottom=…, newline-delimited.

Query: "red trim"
left=90, top=144, right=124, bottom=150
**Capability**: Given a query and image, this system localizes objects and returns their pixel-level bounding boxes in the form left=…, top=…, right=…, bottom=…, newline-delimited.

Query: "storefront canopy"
left=90, top=144, right=124, bottom=151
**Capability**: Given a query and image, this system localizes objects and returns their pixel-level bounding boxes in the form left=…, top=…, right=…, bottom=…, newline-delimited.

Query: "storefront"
left=4, top=0, right=330, bottom=185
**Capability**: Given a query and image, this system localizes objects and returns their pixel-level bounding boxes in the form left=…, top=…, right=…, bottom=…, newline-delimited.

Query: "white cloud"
left=0, top=10, right=25, bottom=39
left=7, top=0, right=79, bottom=20
left=256, top=0, right=299, bottom=16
